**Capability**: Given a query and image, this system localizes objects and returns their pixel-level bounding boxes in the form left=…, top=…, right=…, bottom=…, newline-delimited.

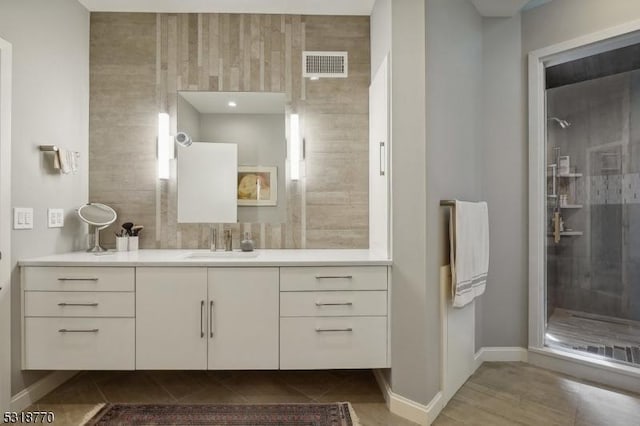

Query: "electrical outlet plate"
left=48, top=208, right=64, bottom=228
left=14, top=207, right=34, bottom=230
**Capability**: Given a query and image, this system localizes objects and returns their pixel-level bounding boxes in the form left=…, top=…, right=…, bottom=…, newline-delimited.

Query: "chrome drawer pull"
left=315, top=302, right=353, bottom=306
left=57, top=278, right=99, bottom=281
left=315, top=328, right=353, bottom=333
left=58, top=303, right=99, bottom=307
left=315, top=275, right=353, bottom=279
left=58, top=329, right=99, bottom=333
left=200, top=300, right=205, bottom=338
left=210, top=300, right=215, bottom=338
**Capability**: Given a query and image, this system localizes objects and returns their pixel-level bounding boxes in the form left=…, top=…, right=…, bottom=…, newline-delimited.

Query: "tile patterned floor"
left=27, top=363, right=640, bottom=425
left=28, top=369, right=417, bottom=426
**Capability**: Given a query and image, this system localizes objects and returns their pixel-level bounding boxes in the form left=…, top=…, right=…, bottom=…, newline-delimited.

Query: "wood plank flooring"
left=436, top=362, right=640, bottom=426
left=25, top=363, right=640, bottom=425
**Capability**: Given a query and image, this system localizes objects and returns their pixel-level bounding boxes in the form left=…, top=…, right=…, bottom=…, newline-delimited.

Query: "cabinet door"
left=208, top=268, right=279, bottom=369
left=136, top=268, right=207, bottom=369
left=369, top=54, right=390, bottom=255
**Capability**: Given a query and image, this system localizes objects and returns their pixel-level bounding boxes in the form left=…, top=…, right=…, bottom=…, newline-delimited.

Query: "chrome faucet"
left=224, top=230, right=233, bottom=251
left=210, top=226, right=217, bottom=251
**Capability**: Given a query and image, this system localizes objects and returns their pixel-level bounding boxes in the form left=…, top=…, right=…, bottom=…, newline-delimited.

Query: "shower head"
left=548, top=117, right=571, bottom=129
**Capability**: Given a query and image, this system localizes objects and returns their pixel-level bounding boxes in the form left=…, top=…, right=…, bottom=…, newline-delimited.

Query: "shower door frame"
left=528, top=19, right=640, bottom=391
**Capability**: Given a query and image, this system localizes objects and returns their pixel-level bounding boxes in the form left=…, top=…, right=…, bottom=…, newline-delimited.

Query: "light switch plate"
left=14, top=207, right=34, bottom=230
left=48, top=208, right=64, bottom=228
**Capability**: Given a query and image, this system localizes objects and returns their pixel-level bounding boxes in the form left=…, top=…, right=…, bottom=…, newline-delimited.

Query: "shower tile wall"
left=547, top=70, right=640, bottom=321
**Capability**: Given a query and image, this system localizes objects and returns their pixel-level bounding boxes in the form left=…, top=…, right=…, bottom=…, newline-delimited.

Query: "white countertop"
left=19, top=249, right=392, bottom=267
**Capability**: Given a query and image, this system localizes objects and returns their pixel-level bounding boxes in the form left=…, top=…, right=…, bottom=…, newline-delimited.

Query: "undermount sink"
left=185, top=251, right=259, bottom=259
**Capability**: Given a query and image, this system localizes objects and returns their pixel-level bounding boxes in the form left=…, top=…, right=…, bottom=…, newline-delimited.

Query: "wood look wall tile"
left=90, top=12, right=370, bottom=249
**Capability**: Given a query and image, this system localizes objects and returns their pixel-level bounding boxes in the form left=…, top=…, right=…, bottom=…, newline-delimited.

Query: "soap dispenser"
left=240, top=232, right=255, bottom=252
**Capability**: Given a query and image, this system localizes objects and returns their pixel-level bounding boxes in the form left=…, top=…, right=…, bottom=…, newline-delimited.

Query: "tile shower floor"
left=546, top=308, right=640, bottom=365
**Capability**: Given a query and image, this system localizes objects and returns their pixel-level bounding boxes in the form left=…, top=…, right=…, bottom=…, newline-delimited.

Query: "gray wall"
left=478, top=15, right=527, bottom=348
left=389, top=0, right=430, bottom=405
left=425, top=0, right=483, bottom=386
left=522, top=0, right=640, bottom=54
left=0, top=0, right=90, bottom=395
left=177, top=95, right=201, bottom=142
left=198, top=113, right=287, bottom=224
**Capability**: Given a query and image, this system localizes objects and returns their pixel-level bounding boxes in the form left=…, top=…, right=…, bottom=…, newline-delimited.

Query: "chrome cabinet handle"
left=57, top=278, right=99, bottom=281
left=209, top=301, right=214, bottom=338
left=379, top=141, right=386, bottom=176
left=315, top=302, right=353, bottom=306
left=200, top=300, right=205, bottom=338
left=58, top=303, right=99, bottom=307
left=58, top=329, right=99, bottom=333
left=315, top=328, right=353, bottom=332
left=315, top=275, right=353, bottom=279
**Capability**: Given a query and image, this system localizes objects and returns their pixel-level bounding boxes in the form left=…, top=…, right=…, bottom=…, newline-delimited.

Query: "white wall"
left=0, top=0, right=89, bottom=395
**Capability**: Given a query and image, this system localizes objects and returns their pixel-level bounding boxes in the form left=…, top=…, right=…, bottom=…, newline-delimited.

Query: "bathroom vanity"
left=19, top=250, right=391, bottom=372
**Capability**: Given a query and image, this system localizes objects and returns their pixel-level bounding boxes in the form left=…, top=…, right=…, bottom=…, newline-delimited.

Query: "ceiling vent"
left=303, top=51, right=348, bottom=78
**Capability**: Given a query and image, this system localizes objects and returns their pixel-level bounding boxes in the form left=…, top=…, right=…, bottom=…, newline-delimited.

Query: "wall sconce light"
left=157, top=112, right=173, bottom=180
left=289, top=114, right=301, bottom=181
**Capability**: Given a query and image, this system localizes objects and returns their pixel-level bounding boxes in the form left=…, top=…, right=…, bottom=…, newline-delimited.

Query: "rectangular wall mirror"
left=177, top=91, right=288, bottom=225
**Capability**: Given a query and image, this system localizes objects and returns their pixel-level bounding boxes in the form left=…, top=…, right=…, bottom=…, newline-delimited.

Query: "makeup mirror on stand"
left=77, top=203, right=117, bottom=252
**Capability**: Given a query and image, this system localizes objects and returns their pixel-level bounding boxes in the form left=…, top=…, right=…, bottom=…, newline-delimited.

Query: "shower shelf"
left=547, top=231, right=583, bottom=237
left=557, top=173, right=583, bottom=178
left=560, top=204, right=583, bottom=209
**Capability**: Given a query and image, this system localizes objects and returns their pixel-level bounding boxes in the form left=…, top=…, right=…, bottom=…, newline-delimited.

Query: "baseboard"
left=373, top=370, right=443, bottom=425
left=10, top=371, right=77, bottom=411
left=474, top=346, right=528, bottom=370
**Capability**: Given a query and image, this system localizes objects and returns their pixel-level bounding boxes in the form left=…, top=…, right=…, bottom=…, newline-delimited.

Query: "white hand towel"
left=57, top=148, right=71, bottom=174
left=449, top=201, right=489, bottom=308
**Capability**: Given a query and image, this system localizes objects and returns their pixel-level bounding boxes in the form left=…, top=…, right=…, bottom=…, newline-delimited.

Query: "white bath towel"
left=449, top=201, right=489, bottom=308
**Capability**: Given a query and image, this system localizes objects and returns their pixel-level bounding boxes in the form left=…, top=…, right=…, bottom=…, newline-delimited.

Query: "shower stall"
left=543, top=43, right=640, bottom=366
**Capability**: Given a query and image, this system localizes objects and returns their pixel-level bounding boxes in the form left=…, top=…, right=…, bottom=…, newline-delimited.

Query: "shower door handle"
left=379, top=142, right=386, bottom=176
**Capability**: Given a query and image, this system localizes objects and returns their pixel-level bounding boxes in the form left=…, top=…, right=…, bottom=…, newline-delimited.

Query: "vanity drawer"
left=280, top=291, right=387, bottom=317
left=280, top=266, right=387, bottom=291
left=23, top=267, right=135, bottom=292
left=24, top=292, right=135, bottom=318
left=24, top=317, right=135, bottom=370
left=280, top=317, right=387, bottom=369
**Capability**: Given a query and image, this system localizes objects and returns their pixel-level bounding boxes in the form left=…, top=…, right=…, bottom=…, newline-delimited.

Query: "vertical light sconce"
left=289, top=114, right=301, bottom=181
left=157, top=112, right=173, bottom=180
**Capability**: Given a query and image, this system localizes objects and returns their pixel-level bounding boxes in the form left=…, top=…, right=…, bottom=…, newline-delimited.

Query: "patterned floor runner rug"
left=84, top=402, right=360, bottom=426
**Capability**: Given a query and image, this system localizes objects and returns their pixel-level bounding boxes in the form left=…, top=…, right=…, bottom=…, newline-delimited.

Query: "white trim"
left=372, top=370, right=443, bottom=425
left=528, top=348, right=640, bottom=393
left=474, top=347, right=528, bottom=370
left=10, top=371, right=77, bottom=412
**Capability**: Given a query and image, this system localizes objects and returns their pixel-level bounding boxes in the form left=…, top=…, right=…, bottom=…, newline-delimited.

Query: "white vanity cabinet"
left=22, top=267, right=135, bottom=370
left=136, top=268, right=208, bottom=369
left=208, top=268, right=279, bottom=369
left=20, top=252, right=391, bottom=372
left=279, top=266, right=389, bottom=370
left=135, top=267, right=279, bottom=370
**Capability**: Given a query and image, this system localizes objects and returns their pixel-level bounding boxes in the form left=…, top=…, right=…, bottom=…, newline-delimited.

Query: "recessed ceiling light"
left=228, top=101, right=237, bottom=107
left=309, top=76, right=320, bottom=81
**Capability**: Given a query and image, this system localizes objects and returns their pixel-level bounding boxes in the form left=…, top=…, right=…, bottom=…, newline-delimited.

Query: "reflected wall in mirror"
left=177, top=91, right=288, bottom=224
